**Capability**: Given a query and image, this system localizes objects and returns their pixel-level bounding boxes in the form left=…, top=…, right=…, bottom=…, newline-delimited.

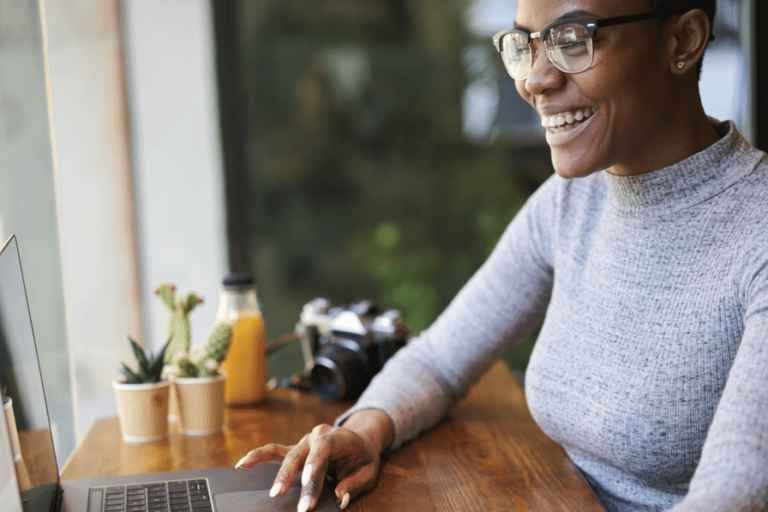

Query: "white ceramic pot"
left=3, top=399, right=22, bottom=461
left=4, top=398, right=32, bottom=491
left=112, top=380, right=170, bottom=443
left=174, top=375, right=226, bottom=436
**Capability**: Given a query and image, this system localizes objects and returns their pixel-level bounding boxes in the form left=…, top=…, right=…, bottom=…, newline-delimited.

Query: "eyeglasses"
left=492, top=10, right=712, bottom=80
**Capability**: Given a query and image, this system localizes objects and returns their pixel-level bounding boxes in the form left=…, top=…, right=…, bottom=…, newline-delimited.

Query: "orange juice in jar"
left=217, top=273, right=267, bottom=405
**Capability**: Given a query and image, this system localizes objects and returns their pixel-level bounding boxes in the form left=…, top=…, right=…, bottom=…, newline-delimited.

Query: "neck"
left=608, top=88, right=720, bottom=177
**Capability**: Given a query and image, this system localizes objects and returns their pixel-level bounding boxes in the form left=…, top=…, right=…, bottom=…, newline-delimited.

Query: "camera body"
left=296, top=298, right=409, bottom=400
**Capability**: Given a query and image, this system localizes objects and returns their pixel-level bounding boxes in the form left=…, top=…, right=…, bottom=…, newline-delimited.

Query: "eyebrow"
left=513, top=9, right=598, bottom=32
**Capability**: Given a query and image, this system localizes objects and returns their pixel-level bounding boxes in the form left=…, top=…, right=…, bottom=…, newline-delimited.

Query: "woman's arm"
left=336, top=175, right=561, bottom=450
left=670, top=227, right=768, bottom=512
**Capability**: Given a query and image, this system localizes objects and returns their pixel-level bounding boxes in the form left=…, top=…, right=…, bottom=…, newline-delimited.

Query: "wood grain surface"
left=62, top=362, right=603, bottom=511
left=19, top=429, right=57, bottom=485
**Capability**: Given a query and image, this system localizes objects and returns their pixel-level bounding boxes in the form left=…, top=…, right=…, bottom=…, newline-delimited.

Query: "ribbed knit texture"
left=336, top=121, right=768, bottom=511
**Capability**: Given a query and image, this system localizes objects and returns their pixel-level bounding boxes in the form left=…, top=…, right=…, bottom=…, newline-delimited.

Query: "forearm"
left=335, top=180, right=558, bottom=450
left=670, top=269, right=768, bottom=512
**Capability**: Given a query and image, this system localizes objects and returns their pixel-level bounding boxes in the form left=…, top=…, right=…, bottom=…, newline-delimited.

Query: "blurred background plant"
left=215, top=0, right=553, bottom=377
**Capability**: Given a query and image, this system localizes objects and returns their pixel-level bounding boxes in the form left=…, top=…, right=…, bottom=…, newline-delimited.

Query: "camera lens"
left=310, top=342, right=369, bottom=400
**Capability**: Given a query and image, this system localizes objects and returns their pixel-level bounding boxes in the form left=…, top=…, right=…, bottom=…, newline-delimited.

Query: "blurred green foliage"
left=220, top=0, right=551, bottom=378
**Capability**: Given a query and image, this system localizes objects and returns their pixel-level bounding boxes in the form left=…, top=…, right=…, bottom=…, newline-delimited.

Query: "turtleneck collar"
left=602, top=121, right=760, bottom=216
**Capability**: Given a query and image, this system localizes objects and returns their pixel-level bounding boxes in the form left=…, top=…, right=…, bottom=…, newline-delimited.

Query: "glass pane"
left=216, top=0, right=550, bottom=376
left=0, top=0, right=75, bottom=462
left=700, top=0, right=751, bottom=136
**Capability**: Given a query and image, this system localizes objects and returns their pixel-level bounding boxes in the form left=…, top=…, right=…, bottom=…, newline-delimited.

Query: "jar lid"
left=222, top=272, right=254, bottom=289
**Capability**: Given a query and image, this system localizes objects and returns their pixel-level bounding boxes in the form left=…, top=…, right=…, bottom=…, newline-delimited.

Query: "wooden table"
left=62, top=363, right=603, bottom=511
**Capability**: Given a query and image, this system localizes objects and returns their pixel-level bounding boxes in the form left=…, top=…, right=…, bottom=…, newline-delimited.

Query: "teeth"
left=540, top=107, right=596, bottom=129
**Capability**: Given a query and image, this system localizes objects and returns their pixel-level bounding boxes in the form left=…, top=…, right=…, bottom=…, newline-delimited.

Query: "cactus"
left=205, top=322, right=232, bottom=364
left=166, top=322, right=232, bottom=379
left=120, top=337, right=169, bottom=384
left=155, top=283, right=203, bottom=363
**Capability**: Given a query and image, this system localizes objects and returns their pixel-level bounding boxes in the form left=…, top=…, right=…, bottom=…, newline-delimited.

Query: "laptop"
left=0, top=235, right=336, bottom=512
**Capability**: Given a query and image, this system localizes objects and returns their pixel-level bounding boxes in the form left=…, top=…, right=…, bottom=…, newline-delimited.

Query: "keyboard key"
left=93, top=478, right=209, bottom=512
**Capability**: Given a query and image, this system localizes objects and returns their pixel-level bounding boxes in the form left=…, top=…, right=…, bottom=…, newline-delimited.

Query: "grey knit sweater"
left=337, top=121, right=768, bottom=511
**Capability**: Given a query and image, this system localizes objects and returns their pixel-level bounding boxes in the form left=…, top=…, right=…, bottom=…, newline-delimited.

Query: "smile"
left=540, top=107, right=599, bottom=147
left=540, top=107, right=597, bottom=130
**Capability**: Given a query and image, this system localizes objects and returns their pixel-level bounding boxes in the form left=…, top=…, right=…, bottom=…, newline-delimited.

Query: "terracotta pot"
left=174, top=375, right=226, bottom=436
left=112, top=380, right=170, bottom=443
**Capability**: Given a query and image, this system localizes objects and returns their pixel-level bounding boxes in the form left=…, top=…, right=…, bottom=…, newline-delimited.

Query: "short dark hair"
left=651, top=0, right=717, bottom=79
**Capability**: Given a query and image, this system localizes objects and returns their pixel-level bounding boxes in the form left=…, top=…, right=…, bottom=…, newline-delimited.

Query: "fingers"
left=333, top=463, right=378, bottom=510
left=270, top=435, right=310, bottom=499
left=298, top=425, right=335, bottom=512
left=238, top=424, right=366, bottom=512
left=234, top=443, right=292, bottom=469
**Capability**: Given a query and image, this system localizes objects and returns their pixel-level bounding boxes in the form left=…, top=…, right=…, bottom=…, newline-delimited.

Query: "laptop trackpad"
left=215, top=488, right=336, bottom=511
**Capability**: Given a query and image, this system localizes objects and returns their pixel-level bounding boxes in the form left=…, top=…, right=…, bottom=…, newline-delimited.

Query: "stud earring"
left=676, top=61, right=686, bottom=70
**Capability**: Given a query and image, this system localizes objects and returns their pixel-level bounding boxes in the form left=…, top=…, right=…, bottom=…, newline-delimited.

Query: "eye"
left=550, top=23, right=590, bottom=57
left=502, top=33, right=531, bottom=62
left=558, top=41, right=589, bottom=57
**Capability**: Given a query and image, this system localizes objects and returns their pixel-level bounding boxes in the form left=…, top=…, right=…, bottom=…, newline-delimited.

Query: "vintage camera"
left=295, top=298, right=410, bottom=400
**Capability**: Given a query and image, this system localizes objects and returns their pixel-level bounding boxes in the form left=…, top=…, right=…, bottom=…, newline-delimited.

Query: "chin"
left=550, top=151, right=601, bottom=179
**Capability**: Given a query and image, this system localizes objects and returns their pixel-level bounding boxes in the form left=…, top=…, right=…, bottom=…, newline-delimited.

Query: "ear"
left=665, top=9, right=712, bottom=75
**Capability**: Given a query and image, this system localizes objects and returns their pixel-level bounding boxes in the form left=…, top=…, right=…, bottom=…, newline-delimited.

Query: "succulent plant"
left=165, top=322, right=232, bottom=378
left=120, top=337, right=170, bottom=384
left=155, top=283, right=204, bottom=363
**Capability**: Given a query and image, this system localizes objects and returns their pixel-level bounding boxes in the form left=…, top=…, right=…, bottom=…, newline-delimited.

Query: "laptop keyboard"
left=88, top=479, right=213, bottom=512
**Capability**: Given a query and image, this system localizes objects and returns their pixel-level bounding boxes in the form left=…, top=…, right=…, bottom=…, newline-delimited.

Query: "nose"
left=523, top=44, right=566, bottom=97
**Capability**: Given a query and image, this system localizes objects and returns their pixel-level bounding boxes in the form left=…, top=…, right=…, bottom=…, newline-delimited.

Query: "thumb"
left=333, top=463, right=378, bottom=510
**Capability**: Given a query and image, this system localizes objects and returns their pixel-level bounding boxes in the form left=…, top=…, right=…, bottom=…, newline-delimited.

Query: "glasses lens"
left=546, top=23, right=593, bottom=74
left=499, top=31, right=532, bottom=80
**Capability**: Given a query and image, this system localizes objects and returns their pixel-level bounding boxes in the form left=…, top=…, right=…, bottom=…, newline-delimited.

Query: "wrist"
left=342, top=409, right=395, bottom=455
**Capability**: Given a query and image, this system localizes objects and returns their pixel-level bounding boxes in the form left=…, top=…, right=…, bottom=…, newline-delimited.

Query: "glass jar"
left=217, top=273, right=267, bottom=405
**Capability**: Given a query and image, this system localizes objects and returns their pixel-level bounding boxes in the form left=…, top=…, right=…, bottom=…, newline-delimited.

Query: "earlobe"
left=668, top=9, right=711, bottom=74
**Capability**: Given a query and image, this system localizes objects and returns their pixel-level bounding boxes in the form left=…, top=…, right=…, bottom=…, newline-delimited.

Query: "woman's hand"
left=235, top=410, right=394, bottom=512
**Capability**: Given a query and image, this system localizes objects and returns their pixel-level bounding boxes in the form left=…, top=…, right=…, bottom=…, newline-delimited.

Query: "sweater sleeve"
left=670, top=224, right=768, bottom=512
left=335, top=175, right=559, bottom=450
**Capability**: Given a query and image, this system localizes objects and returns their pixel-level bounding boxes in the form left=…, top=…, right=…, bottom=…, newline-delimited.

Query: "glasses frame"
left=492, top=10, right=715, bottom=79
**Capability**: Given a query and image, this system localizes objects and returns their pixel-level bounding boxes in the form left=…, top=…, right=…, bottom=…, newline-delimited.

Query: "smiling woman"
left=512, top=0, right=720, bottom=179
left=235, top=1, right=768, bottom=511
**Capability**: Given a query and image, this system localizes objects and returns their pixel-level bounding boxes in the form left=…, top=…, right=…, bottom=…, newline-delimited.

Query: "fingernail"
left=297, top=495, right=312, bottom=512
left=340, top=492, right=350, bottom=510
left=234, top=456, right=247, bottom=469
left=269, top=482, right=283, bottom=498
left=301, top=463, right=313, bottom=486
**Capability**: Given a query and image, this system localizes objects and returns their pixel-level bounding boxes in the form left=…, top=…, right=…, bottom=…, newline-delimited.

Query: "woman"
left=236, top=1, right=768, bottom=510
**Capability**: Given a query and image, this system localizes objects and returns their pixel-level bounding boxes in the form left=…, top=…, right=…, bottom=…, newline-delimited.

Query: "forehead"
left=515, top=0, right=650, bottom=29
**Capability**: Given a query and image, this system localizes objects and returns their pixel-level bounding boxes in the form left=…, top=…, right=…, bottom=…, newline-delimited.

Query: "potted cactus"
left=155, top=283, right=204, bottom=363
left=155, top=283, right=204, bottom=422
left=112, top=338, right=170, bottom=443
left=164, top=322, right=233, bottom=436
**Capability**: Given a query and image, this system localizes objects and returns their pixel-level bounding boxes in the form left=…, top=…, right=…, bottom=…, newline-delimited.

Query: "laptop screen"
left=0, top=236, right=60, bottom=511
